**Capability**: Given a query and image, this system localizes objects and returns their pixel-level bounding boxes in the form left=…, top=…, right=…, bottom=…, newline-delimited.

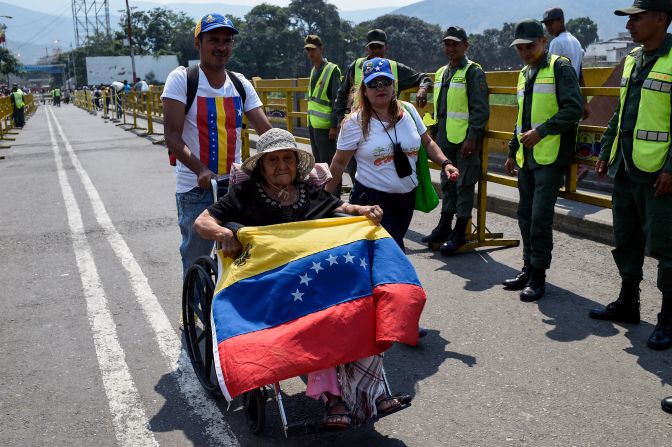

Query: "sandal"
left=323, top=399, right=351, bottom=431
left=375, top=394, right=404, bottom=415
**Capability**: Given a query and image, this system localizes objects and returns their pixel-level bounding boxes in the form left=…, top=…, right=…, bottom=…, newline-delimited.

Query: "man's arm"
left=334, top=62, right=356, bottom=124
left=328, top=67, right=342, bottom=129
left=162, top=97, right=214, bottom=189
left=396, top=62, right=431, bottom=107
left=466, top=66, right=490, bottom=141
left=245, top=106, right=272, bottom=135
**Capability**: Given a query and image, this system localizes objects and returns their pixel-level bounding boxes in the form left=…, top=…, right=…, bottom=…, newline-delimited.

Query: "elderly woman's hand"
left=216, top=227, right=243, bottom=259
left=358, top=205, right=384, bottom=225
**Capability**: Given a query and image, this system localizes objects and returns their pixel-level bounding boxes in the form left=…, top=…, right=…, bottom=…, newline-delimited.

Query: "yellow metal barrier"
left=0, top=94, right=37, bottom=154
left=73, top=88, right=166, bottom=139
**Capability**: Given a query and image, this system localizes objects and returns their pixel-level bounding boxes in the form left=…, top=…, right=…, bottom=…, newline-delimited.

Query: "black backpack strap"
left=185, top=64, right=199, bottom=114
left=225, top=69, right=247, bottom=106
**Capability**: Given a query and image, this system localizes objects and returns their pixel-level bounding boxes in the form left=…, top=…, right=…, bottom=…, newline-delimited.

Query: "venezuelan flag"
left=196, top=96, right=243, bottom=175
left=211, top=216, right=427, bottom=401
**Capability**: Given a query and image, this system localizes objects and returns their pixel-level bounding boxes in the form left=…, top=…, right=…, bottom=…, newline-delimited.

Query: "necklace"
left=264, top=182, right=295, bottom=203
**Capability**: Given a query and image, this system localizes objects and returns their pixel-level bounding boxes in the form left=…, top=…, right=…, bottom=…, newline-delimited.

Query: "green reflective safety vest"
left=609, top=47, right=672, bottom=173
left=353, top=57, right=399, bottom=93
left=308, top=62, right=341, bottom=129
left=515, top=54, right=563, bottom=168
left=53, top=88, right=61, bottom=97
left=432, top=60, right=480, bottom=144
left=11, top=90, right=24, bottom=109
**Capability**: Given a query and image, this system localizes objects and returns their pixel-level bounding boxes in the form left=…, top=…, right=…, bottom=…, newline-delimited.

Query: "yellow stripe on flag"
left=216, top=98, right=228, bottom=174
left=215, top=216, right=391, bottom=292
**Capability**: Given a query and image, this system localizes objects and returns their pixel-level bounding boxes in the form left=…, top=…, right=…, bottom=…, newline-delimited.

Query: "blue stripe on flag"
left=213, top=237, right=419, bottom=343
left=206, top=97, right=218, bottom=172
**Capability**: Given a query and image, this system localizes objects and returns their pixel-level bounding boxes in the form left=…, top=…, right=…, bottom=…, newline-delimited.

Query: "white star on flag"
left=291, top=289, right=304, bottom=302
left=237, top=108, right=243, bottom=116
left=360, top=258, right=368, bottom=269
left=343, top=252, right=355, bottom=263
left=310, top=261, right=323, bottom=274
left=326, top=254, right=339, bottom=266
left=299, top=273, right=312, bottom=286
left=375, top=66, right=381, bottom=71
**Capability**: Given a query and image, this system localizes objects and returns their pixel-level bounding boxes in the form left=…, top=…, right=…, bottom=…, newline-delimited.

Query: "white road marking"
left=48, top=107, right=239, bottom=445
left=46, top=108, right=159, bottom=447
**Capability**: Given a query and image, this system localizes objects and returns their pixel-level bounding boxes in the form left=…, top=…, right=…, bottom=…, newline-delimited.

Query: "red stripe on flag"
left=216, top=283, right=425, bottom=398
left=196, top=97, right=209, bottom=164
left=223, top=97, right=238, bottom=173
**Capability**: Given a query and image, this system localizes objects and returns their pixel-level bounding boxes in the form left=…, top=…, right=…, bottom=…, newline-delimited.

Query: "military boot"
left=662, top=396, right=672, bottom=414
left=502, top=260, right=531, bottom=290
left=648, top=293, right=672, bottom=350
left=422, top=212, right=453, bottom=248
left=520, top=267, right=546, bottom=302
left=588, top=283, right=640, bottom=324
left=439, top=217, right=469, bottom=255
left=647, top=313, right=672, bottom=350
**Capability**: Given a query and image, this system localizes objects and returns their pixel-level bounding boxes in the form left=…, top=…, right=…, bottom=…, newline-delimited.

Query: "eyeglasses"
left=365, top=78, right=394, bottom=89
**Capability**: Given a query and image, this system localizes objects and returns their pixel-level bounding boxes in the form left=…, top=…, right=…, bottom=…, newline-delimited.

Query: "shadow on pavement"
left=536, top=284, right=672, bottom=386
left=384, top=329, right=476, bottom=399
left=406, top=237, right=524, bottom=292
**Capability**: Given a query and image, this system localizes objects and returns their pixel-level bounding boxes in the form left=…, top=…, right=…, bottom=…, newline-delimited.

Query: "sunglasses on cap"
left=366, top=78, right=394, bottom=89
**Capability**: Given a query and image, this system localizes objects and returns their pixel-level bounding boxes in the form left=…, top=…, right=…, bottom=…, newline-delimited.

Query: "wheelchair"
left=182, top=179, right=411, bottom=437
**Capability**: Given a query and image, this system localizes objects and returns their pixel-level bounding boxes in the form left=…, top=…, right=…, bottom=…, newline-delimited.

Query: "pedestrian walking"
left=52, top=87, right=61, bottom=107
left=501, top=19, right=583, bottom=302
left=421, top=26, right=490, bottom=253
left=334, top=29, right=432, bottom=179
left=589, top=0, right=672, bottom=354
left=161, top=12, right=272, bottom=276
left=10, top=84, right=25, bottom=128
left=326, top=58, right=459, bottom=252
left=304, top=35, right=342, bottom=189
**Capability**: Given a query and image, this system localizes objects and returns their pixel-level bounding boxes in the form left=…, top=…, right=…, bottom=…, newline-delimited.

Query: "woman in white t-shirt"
left=326, top=58, right=459, bottom=252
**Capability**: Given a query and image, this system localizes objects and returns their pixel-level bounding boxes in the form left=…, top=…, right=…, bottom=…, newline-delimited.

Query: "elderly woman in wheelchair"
left=193, top=128, right=409, bottom=430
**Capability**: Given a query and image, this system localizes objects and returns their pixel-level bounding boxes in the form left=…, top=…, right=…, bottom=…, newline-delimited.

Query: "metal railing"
left=0, top=94, right=37, bottom=151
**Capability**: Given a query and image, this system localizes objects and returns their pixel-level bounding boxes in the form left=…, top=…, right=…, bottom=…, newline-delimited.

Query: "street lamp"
left=119, top=1, right=137, bottom=84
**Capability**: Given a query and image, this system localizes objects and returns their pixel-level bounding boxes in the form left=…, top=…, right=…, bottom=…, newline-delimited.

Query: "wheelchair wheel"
left=243, top=388, right=266, bottom=434
left=182, top=256, right=223, bottom=398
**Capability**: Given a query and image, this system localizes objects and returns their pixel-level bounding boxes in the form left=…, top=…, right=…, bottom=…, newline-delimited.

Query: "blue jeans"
left=176, top=186, right=224, bottom=277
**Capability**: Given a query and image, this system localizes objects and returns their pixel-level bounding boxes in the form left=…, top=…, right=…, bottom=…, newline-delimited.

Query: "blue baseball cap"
left=194, top=13, right=239, bottom=38
left=362, top=58, right=395, bottom=84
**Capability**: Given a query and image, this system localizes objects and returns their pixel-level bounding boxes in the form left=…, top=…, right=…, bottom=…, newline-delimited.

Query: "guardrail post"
left=146, top=93, right=153, bottom=135
left=285, top=92, right=294, bottom=134
left=132, top=93, right=138, bottom=129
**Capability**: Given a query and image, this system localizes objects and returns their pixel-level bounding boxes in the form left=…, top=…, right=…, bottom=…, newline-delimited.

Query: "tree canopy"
left=51, top=0, right=601, bottom=84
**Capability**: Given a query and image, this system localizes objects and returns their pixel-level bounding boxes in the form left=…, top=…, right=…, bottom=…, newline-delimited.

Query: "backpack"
left=169, top=65, right=249, bottom=166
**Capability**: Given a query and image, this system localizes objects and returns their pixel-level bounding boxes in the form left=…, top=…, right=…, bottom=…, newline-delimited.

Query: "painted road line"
left=46, top=107, right=159, bottom=447
left=48, top=107, right=239, bottom=446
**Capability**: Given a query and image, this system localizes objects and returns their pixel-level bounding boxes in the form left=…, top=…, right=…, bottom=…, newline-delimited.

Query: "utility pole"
left=124, top=0, right=137, bottom=83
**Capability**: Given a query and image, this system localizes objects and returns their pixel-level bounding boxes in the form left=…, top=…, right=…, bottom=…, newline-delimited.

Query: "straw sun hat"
left=241, top=128, right=315, bottom=180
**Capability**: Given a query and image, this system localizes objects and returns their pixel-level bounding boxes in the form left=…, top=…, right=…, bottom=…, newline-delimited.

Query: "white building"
left=585, top=32, right=636, bottom=65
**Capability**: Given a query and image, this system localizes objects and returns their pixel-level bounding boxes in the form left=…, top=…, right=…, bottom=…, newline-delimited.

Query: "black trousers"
left=350, top=180, right=415, bottom=252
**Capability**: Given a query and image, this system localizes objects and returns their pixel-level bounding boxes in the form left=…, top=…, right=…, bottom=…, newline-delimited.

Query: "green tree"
left=230, top=5, right=303, bottom=78
left=566, top=17, right=599, bottom=49
left=468, top=23, right=519, bottom=71
left=0, top=47, right=19, bottom=80
left=287, top=0, right=348, bottom=73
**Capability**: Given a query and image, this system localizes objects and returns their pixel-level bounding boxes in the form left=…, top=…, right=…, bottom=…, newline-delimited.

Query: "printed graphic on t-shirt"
left=372, top=145, right=419, bottom=166
left=196, top=95, right=243, bottom=175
